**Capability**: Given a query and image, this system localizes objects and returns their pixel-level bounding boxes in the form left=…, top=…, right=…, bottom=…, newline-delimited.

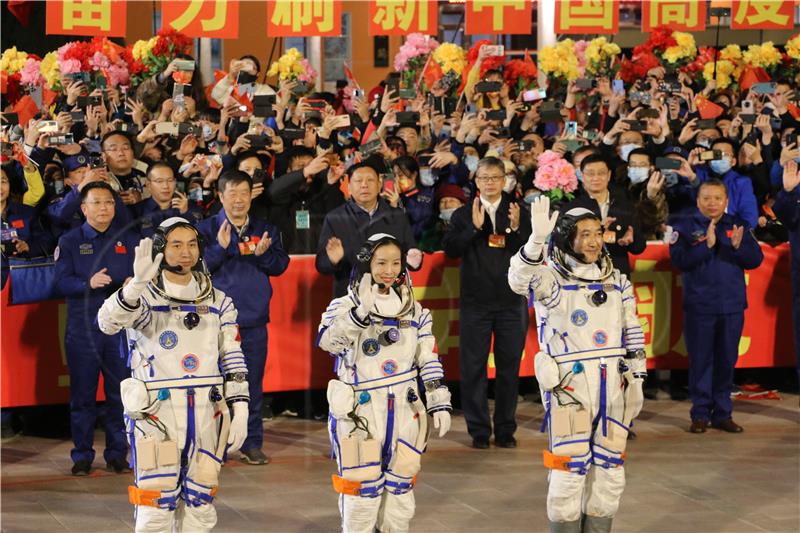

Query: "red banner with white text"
left=0, top=244, right=794, bottom=407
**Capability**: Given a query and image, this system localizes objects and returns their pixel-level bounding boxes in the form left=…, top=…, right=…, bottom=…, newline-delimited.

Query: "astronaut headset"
left=353, top=233, right=408, bottom=289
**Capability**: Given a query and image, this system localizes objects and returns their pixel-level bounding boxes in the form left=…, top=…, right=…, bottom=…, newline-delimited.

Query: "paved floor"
left=2, top=395, right=798, bottom=533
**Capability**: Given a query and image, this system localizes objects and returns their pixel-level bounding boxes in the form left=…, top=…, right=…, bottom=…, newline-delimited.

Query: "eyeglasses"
left=475, top=175, right=504, bottom=183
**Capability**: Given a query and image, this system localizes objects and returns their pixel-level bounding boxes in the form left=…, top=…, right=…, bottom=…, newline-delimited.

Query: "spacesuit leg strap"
left=582, top=514, right=613, bottom=533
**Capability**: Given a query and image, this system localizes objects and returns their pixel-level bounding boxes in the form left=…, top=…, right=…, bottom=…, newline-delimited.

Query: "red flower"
left=466, top=39, right=505, bottom=78
left=619, top=50, right=661, bottom=84
left=646, top=26, right=677, bottom=53
left=504, top=58, right=538, bottom=90
left=684, top=46, right=717, bottom=73
left=63, top=40, right=94, bottom=71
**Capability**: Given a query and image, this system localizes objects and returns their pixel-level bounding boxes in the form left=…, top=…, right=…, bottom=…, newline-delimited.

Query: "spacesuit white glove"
left=120, top=378, right=160, bottom=419
left=122, top=238, right=163, bottom=305
left=524, top=196, right=560, bottom=259
left=227, top=401, right=248, bottom=453
left=432, top=411, right=451, bottom=438
left=354, top=274, right=380, bottom=321
left=624, top=379, right=645, bottom=423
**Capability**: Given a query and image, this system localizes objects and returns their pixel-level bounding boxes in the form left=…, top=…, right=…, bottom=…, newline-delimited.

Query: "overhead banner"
left=267, top=0, right=342, bottom=37
left=45, top=0, right=127, bottom=37
left=1, top=244, right=794, bottom=408
left=369, top=0, right=438, bottom=36
left=555, top=0, right=620, bottom=35
left=161, top=0, right=240, bottom=39
left=642, top=0, right=707, bottom=32
left=731, top=0, right=795, bottom=30
left=465, top=0, right=533, bottom=35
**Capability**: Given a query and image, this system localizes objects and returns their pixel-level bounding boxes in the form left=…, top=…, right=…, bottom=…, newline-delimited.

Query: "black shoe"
left=71, top=460, right=92, bottom=476
left=627, top=429, right=637, bottom=440
left=240, top=448, right=270, bottom=465
left=711, top=419, right=743, bottom=433
left=689, top=419, right=709, bottom=434
left=106, top=458, right=131, bottom=474
left=495, top=436, right=517, bottom=448
left=471, top=437, right=490, bottom=449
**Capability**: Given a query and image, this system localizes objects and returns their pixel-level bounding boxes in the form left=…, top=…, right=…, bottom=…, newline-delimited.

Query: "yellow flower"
left=433, top=43, right=465, bottom=75
left=720, top=44, right=741, bottom=62
left=787, top=35, right=800, bottom=61
left=132, top=37, right=157, bottom=61
left=743, top=42, right=781, bottom=68
left=40, top=52, right=60, bottom=89
left=1, top=46, right=28, bottom=74
left=703, top=60, right=735, bottom=90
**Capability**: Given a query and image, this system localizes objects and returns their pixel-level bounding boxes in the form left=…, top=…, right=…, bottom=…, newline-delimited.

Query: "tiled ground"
left=2, top=395, right=798, bottom=532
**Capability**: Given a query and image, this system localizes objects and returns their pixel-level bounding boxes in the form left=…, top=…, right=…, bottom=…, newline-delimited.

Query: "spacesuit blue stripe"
left=593, top=442, right=624, bottom=456
left=541, top=392, right=551, bottom=434
left=315, top=326, right=328, bottom=348
left=139, top=473, right=177, bottom=480
left=417, top=333, right=434, bottom=339
left=197, top=448, right=222, bottom=464
left=382, top=394, right=395, bottom=468
left=397, top=438, right=423, bottom=455
left=599, top=365, right=608, bottom=437
left=553, top=438, right=590, bottom=448
left=552, top=346, right=625, bottom=358
left=382, top=319, right=399, bottom=326
left=342, top=462, right=382, bottom=470
left=353, top=368, right=417, bottom=384
left=223, top=350, right=245, bottom=356
left=182, top=389, right=196, bottom=468
left=132, top=308, right=151, bottom=329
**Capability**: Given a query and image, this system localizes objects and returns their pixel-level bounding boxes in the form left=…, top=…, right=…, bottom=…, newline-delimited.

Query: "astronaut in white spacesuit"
left=317, top=233, right=452, bottom=533
left=98, top=217, right=249, bottom=533
left=508, top=197, right=646, bottom=533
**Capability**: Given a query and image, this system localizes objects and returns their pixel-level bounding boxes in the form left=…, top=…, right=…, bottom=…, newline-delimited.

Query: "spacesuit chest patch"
left=181, top=353, right=199, bottom=372
left=592, top=330, right=608, bottom=347
left=381, top=360, right=398, bottom=376
left=159, top=331, right=178, bottom=350
left=571, top=310, right=588, bottom=327
left=362, top=339, right=380, bottom=356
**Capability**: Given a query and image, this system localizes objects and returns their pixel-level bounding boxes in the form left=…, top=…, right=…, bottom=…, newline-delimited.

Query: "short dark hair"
left=101, top=131, right=132, bottom=150
left=711, top=137, right=738, bottom=155
left=218, top=169, right=252, bottom=193
left=627, top=148, right=651, bottom=163
left=80, top=181, right=115, bottom=201
left=393, top=155, right=420, bottom=177
left=580, top=154, right=610, bottom=172
left=347, top=162, right=380, bottom=179
left=573, top=145, right=599, bottom=162
left=235, top=151, right=265, bottom=168
left=476, top=156, right=505, bottom=176
left=698, top=178, right=728, bottom=196
left=240, top=54, right=261, bottom=75
left=146, top=161, right=174, bottom=180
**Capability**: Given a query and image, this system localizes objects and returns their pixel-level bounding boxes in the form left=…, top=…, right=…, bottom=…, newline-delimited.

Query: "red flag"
left=738, top=66, right=770, bottom=92
left=7, top=0, right=32, bottom=27
left=343, top=62, right=359, bottom=89
left=231, top=85, right=253, bottom=114
left=13, top=95, right=39, bottom=125
left=695, top=95, right=724, bottom=120
left=360, top=120, right=377, bottom=147
left=421, top=57, right=443, bottom=91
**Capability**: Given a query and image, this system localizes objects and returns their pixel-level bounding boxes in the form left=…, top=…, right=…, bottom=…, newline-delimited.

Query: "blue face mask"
left=575, top=168, right=583, bottom=182
left=465, top=156, right=479, bottom=174
left=619, top=143, right=641, bottom=162
left=709, top=157, right=732, bottom=175
left=524, top=192, right=542, bottom=204
left=419, top=168, right=436, bottom=187
left=627, top=167, right=650, bottom=184
left=439, top=208, right=456, bottom=222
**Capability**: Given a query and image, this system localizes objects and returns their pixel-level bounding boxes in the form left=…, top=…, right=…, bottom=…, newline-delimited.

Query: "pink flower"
left=574, top=40, right=589, bottom=76
left=89, top=51, right=110, bottom=71
left=537, top=150, right=562, bottom=167
left=298, top=58, right=317, bottom=83
left=20, top=57, right=44, bottom=86
left=59, top=58, right=81, bottom=75
left=107, top=63, right=129, bottom=86
left=56, top=43, right=74, bottom=62
left=394, top=32, right=439, bottom=72
left=534, top=150, right=577, bottom=193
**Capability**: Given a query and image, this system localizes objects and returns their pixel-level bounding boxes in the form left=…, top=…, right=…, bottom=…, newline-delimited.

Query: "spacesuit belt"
left=144, top=376, right=224, bottom=390
left=351, top=370, right=417, bottom=392
left=127, top=485, right=177, bottom=508
left=542, top=449, right=588, bottom=473
left=552, top=348, right=626, bottom=365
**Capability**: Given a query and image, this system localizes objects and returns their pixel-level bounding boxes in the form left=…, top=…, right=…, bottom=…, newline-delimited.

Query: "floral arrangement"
left=465, top=39, right=505, bottom=78
left=703, top=59, right=737, bottom=90
left=534, top=150, right=578, bottom=201
left=661, top=31, right=697, bottom=69
left=786, top=34, right=800, bottom=61
left=39, top=52, right=60, bottom=89
left=618, top=49, right=660, bottom=84
left=20, top=56, right=44, bottom=86
left=538, top=39, right=579, bottom=82
left=126, top=29, right=193, bottom=86
left=742, top=42, right=782, bottom=73
left=684, top=46, right=716, bottom=74
left=394, top=32, right=439, bottom=72
left=584, top=37, right=620, bottom=77
left=432, top=43, right=466, bottom=77
left=1, top=47, right=29, bottom=106
left=267, top=48, right=318, bottom=87
left=1, top=47, right=28, bottom=75
left=504, top=55, right=538, bottom=95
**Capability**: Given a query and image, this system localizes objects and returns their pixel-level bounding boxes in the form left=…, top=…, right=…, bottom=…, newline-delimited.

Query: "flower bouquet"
left=1, top=47, right=28, bottom=106
left=504, top=52, right=538, bottom=97
left=584, top=37, right=620, bottom=78
left=534, top=150, right=579, bottom=202
left=266, top=48, right=318, bottom=93
left=394, top=32, right=439, bottom=92
left=126, top=29, right=193, bottom=86
left=538, top=39, right=579, bottom=84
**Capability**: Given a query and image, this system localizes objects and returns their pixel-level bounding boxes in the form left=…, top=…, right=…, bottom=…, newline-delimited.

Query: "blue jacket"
left=45, top=186, right=133, bottom=236
left=198, top=210, right=290, bottom=327
left=132, top=197, right=202, bottom=237
left=401, top=186, right=435, bottom=242
left=669, top=209, right=763, bottom=314
left=1, top=201, right=55, bottom=289
left=55, top=221, right=137, bottom=328
left=693, top=166, right=759, bottom=228
left=772, top=187, right=799, bottom=268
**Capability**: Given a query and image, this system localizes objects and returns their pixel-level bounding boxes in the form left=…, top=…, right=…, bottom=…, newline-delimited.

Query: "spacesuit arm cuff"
left=116, top=288, right=141, bottom=311
left=520, top=243, right=544, bottom=265
left=425, top=386, right=452, bottom=413
left=349, top=308, right=370, bottom=329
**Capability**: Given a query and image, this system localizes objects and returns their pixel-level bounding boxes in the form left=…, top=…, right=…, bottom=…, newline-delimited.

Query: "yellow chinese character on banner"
left=272, top=0, right=334, bottom=33
left=734, top=0, right=790, bottom=26
left=472, top=0, right=525, bottom=32
left=170, top=0, right=228, bottom=32
left=559, top=0, right=616, bottom=32
left=652, top=0, right=700, bottom=28
left=63, top=0, right=111, bottom=31
left=373, top=0, right=428, bottom=32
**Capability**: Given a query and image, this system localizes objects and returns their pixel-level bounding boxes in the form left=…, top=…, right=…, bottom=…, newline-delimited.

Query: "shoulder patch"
left=669, top=230, right=679, bottom=245
left=53, top=246, right=60, bottom=261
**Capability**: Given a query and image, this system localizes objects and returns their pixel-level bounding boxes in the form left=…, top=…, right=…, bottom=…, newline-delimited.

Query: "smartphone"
left=485, top=109, right=506, bottom=121
left=2, top=112, right=19, bottom=126
left=741, top=100, right=754, bottom=114
left=655, top=157, right=681, bottom=170
left=253, top=94, right=276, bottom=107
left=353, top=88, right=365, bottom=99
left=382, top=175, right=395, bottom=193
left=236, top=71, right=257, bottom=86
left=283, top=127, right=306, bottom=140
left=623, top=120, right=645, bottom=131
left=360, top=139, right=382, bottom=156
left=658, top=82, right=681, bottom=93
left=306, top=99, right=327, bottom=110
left=770, top=117, right=782, bottom=131
left=174, top=59, right=196, bottom=71
left=252, top=168, right=266, bottom=185
left=117, top=123, right=138, bottom=135
left=522, top=88, right=547, bottom=102
left=696, top=119, right=717, bottom=130
left=639, top=108, right=660, bottom=119
left=96, top=75, right=107, bottom=90
left=612, top=80, right=624, bottom=94
left=177, top=123, right=197, bottom=136
left=154, top=122, right=180, bottom=136
left=431, top=96, right=457, bottom=117
left=541, top=109, right=563, bottom=123
left=291, top=81, right=308, bottom=96
left=331, top=115, right=351, bottom=129
left=518, top=140, right=536, bottom=151
left=173, top=84, right=191, bottom=98
left=751, top=82, right=776, bottom=95
left=396, top=111, right=420, bottom=124
left=417, top=154, right=433, bottom=168
left=38, top=121, right=59, bottom=133
left=76, top=95, right=89, bottom=109
left=700, top=149, right=722, bottom=161
left=786, top=133, right=798, bottom=147
left=88, top=95, right=104, bottom=107
left=565, top=121, right=578, bottom=137
left=90, top=156, right=105, bottom=169
left=385, top=78, right=400, bottom=96
left=475, top=81, right=502, bottom=93
left=576, top=78, right=596, bottom=91
left=68, top=72, right=90, bottom=84
left=741, top=114, right=757, bottom=124
left=484, top=45, right=504, bottom=57
left=48, top=133, right=74, bottom=146
left=246, top=134, right=272, bottom=149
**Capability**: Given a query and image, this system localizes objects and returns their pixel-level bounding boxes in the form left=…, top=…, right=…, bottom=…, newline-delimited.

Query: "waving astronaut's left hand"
left=227, top=402, right=248, bottom=453
left=432, top=410, right=451, bottom=438
left=626, top=379, right=645, bottom=422
left=122, top=238, right=163, bottom=304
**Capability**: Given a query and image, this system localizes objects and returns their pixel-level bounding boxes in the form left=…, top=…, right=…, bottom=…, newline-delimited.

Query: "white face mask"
left=465, top=156, right=479, bottom=174
left=439, top=207, right=456, bottom=222
left=627, top=166, right=650, bottom=184
left=503, top=175, right=517, bottom=194
left=619, top=143, right=641, bottom=162
left=419, top=167, right=436, bottom=187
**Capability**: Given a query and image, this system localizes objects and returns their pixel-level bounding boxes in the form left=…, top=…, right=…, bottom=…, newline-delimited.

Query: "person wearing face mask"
left=508, top=197, right=647, bottom=533
left=418, top=184, right=467, bottom=253
left=669, top=180, right=763, bottom=434
left=689, top=138, right=759, bottom=227
left=626, top=149, right=668, bottom=240
left=391, top=156, right=435, bottom=242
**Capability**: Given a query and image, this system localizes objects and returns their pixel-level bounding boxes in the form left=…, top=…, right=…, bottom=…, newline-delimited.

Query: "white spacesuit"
left=98, top=218, right=249, bottom=533
left=507, top=199, right=646, bottom=533
left=317, top=233, right=452, bottom=533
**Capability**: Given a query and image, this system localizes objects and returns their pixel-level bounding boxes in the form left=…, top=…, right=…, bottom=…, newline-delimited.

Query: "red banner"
left=641, top=0, right=707, bottom=32
left=731, top=0, right=795, bottom=30
left=161, top=0, right=240, bottom=39
left=369, top=0, right=438, bottom=36
left=46, top=0, right=126, bottom=37
left=555, top=0, right=620, bottom=34
left=266, top=0, right=342, bottom=37
left=0, top=245, right=794, bottom=407
left=464, top=0, right=533, bottom=35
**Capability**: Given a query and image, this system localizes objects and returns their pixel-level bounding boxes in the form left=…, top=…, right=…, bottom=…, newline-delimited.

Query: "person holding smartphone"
left=133, top=162, right=200, bottom=237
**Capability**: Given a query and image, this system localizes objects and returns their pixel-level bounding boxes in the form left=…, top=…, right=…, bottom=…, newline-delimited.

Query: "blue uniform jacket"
left=1, top=202, right=55, bottom=288
left=132, top=198, right=202, bottom=237
left=46, top=186, right=134, bottom=236
left=54, top=221, right=137, bottom=327
left=198, top=209, right=290, bottom=327
left=693, top=166, right=759, bottom=228
left=401, top=186, right=435, bottom=242
left=669, top=210, right=763, bottom=314
left=772, top=187, right=799, bottom=268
